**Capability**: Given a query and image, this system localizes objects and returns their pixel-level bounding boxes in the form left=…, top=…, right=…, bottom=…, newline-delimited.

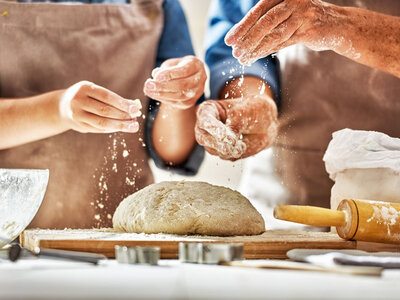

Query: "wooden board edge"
left=20, top=231, right=40, bottom=252
left=25, top=238, right=356, bottom=259
left=356, top=241, right=400, bottom=252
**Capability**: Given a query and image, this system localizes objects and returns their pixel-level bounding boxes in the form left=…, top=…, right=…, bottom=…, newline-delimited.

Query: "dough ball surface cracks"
left=113, top=181, right=265, bottom=236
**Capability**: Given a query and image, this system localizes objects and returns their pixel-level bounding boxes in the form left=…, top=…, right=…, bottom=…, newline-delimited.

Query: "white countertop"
left=1, top=258, right=400, bottom=300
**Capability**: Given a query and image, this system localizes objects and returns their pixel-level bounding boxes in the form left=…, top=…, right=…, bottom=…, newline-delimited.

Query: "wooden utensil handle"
left=274, top=205, right=346, bottom=227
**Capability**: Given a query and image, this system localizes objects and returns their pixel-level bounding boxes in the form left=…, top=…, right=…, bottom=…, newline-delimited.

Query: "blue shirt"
left=18, top=0, right=204, bottom=175
left=205, top=0, right=280, bottom=104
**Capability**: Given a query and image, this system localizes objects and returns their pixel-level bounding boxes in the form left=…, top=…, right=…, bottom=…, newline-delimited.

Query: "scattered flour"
left=366, top=203, right=399, bottom=236
left=93, top=134, right=141, bottom=227
left=183, top=90, right=196, bottom=99
left=259, top=82, right=266, bottom=95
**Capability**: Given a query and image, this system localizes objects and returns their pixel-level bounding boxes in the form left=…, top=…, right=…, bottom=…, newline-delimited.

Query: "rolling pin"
left=274, top=199, right=400, bottom=244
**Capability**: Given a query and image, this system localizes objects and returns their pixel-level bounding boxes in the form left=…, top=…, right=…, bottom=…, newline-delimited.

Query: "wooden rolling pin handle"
left=274, top=205, right=347, bottom=227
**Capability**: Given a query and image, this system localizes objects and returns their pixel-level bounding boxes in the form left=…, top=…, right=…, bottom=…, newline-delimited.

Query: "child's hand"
left=59, top=81, right=142, bottom=133
left=144, top=56, right=207, bottom=110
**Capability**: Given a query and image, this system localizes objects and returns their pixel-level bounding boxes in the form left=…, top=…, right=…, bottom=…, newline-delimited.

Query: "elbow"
left=153, top=137, right=195, bottom=166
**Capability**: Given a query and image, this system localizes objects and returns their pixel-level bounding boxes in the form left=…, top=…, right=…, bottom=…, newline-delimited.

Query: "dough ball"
left=113, top=181, right=265, bottom=236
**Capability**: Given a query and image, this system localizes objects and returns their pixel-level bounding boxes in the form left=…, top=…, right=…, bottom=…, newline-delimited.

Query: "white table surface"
left=1, top=258, right=400, bottom=300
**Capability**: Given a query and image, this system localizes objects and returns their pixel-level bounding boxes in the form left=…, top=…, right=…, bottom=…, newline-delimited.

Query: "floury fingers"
left=195, top=102, right=247, bottom=159
left=195, top=95, right=278, bottom=161
left=144, top=55, right=207, bottom=110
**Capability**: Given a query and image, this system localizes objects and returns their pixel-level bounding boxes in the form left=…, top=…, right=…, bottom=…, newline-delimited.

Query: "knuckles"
left=96, top=118, right=109, bottom=129
left=196, top=101, right=217, bottom=117
left=99, top=104, right=111, bottom=116
left=183, top=55, right=206, bottom=72
left=260, top=13, right=274, bottom=29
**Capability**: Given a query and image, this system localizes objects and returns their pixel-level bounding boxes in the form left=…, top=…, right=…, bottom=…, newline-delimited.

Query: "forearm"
left=327, top=4, right=400, bottom=77
left=0, top=90, right=67, bottom=149
left=152, top=103, right=196, bottom=165
left=220, top=76, right=274, bottom=100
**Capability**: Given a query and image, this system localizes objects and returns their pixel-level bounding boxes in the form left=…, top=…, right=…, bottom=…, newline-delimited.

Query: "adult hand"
left=144, top=55, right=207, bottom=109
left=59, top=81, right=142, bottom=133
left=225, top=0, right=342, bottom=65
left=195, top=95, right=278, bottom=160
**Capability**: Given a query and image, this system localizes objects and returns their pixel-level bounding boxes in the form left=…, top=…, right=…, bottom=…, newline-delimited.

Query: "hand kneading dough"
left=113, top=181, right=265, bottom=236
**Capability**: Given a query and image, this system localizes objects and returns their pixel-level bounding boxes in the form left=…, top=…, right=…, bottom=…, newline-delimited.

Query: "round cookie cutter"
left=179, top=242, right=244, bottom=264
left=115, top=245, right=160, bottom=265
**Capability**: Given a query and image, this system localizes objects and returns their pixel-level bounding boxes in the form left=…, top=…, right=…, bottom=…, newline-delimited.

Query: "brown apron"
left=274, top=0, right=400, bottom=208
left=0, top=0, right=163, bottom=228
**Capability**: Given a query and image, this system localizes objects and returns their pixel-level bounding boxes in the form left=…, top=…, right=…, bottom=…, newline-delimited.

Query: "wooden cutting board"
left=21, top=229, right=356, bottom=259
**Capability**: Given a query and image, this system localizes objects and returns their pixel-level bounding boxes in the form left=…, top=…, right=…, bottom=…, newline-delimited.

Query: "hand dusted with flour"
left=195, top=76, right=278, bottom=161
left=195, top=96, right=277, bottom=160
left=113, top=181, right=265, bottom=236
left=225, top=0, right=400, bottom=78
left=144, top=55, right=206, bottom=110
left=60, top=81, right=142, bottom=134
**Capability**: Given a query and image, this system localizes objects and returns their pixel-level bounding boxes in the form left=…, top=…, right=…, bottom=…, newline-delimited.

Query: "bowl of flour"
left=0, top=169, right=49, bottom=248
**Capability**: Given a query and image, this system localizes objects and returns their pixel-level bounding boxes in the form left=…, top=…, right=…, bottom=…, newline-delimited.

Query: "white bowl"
left=0, top=169, right=49, bottom=248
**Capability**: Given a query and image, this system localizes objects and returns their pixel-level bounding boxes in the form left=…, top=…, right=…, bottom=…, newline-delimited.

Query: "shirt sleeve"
left=145, top=0, right=205, bottom=176
left=205, top=0, right=280, bottom=104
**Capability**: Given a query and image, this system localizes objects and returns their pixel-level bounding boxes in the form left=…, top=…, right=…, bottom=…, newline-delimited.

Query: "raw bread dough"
left=113, top=181, right=265, bottom=236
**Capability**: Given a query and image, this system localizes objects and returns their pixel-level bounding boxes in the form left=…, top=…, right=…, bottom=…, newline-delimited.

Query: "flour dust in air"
left=92, top=133, right=140, bottom=227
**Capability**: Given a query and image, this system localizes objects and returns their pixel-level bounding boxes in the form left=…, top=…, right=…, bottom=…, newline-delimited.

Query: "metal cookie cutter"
left=115, top=246, right=160, bottom=265
left=179, top=243, right=244, bottom=264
